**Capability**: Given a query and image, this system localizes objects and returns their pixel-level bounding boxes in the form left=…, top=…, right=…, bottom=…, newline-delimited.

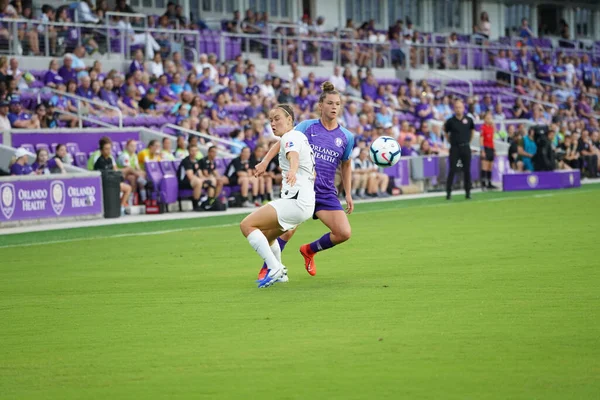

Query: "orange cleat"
left=258, top=266, right=268, bottom=280
left=300, top=244, right=317, bottom=276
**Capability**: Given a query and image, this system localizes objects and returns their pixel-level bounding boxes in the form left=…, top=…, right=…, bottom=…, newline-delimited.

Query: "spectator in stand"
left=138, top=87, right=160, bottom=115
left=351, top=148, right=376, bottom=199
left=519, top=18, right=535, bottom=43
left=517, top=47, right=530, bottom=75
left=519, top=127, right=537, bottom=172
left=345, top=76, right=362, bottom=99
left=228, top=129, right=245, bottom=155
left=78, top=0, right=100, bottom=23
left=0, top=99, right=10, bottom=131
left=361, top=74, right=378, bottom=102
left=211, top=91, right=234, bottom=126
left=577, top=130, right=599, bottom=177
left=58, top=55, right=77, bottom=83
left=161, top=137, right=175, bottom=161
left=398, top=120, right=417, bottom=146
left=130, top=49, right=145, bottom=74
left=561, top=134, right=580, bottom=170
left=329, top=66, right=346, bottom=94
left=148, top=53, right=164, bottom=78
left=35, top=103, right=57, bottom=128
left=138, top=139, right=162, bottom=169
left=475, top=11, right=491, bottom=40
left=43, top=60, right=64, bottom=88
left=176, top=143, right=208, bottom=212
left=198, top=145, right=226, bottom=203
left=536, top=57, right=553, bottom=83
left=174, top=136, right=188, bottom=159
left=248, top=145, right=269, bottom=204
left=343, top=102, right=360, bottom=131
left=493, top=103, right=505, bottom=121
left=10, top=148, right=33, bottom=175
left=577, top=94, right=594, bottom=120
left=223, top=146, right=258, bottom=208
left=156, top=74, right=178, bottom=105
left=54, top=144, right=73, bottom=166
left=93, top=137, right=132, bottom=213
left=512, top=97, right=529, bottom=119
left=277, top=83, right=294, bottom=104
left=415, top=93, right=433, bottom=123
left=31, top=148, right=65, bottom=175
left=8, top=95, right=40, bottom=129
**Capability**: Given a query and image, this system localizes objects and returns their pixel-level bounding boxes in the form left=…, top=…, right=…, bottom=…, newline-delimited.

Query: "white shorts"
left=268, top=197, right=315, bottom=232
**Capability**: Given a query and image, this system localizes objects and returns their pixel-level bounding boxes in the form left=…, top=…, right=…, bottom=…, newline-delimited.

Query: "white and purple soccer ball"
left=369, top=136, right=401, bottom=168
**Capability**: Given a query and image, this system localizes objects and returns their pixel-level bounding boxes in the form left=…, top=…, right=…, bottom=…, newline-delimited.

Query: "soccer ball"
left=369, top=136, right=401, bottom=167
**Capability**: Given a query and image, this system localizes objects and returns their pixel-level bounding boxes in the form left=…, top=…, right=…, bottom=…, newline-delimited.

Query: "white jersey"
left=269, top=129, right=316, bottom=231
left=278, top=129, right=316, bottom=199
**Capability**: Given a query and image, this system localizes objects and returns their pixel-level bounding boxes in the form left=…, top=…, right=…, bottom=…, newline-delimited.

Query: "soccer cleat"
left=258, top=266, right=268, bottom=280
left=256, top=267, right=285, bottom=288
left=258, top=266, right=288, bottom=282
left=300, top=244, right=317, bottom=276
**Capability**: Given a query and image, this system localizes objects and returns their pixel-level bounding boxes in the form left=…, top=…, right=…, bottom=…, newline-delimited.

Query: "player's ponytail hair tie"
left=277, top=104, right=295, bottom=121
left=318, top=81, right=340, bottom=103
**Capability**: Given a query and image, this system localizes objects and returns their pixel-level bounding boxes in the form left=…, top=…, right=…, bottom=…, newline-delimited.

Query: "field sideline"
left=1, top=185, right=599, bottom=399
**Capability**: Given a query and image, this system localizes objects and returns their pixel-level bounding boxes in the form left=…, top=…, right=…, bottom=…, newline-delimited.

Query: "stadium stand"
left=0, top=0, right=598, bottom=224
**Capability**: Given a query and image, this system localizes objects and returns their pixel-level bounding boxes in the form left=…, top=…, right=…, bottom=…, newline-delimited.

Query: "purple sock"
left=261, top=238, right=288, bottom=269
left=309, top=233, right=335, bottom=254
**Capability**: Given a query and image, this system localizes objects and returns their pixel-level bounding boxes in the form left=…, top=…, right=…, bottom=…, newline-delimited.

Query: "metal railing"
left=160, top=124, right=244, bottom=152
left=427, top=70, right=474, bottom=97
left=37, top=87, right=123, bottom=128
left=219, top=31, right=393, bottom=69
left=403, top=41, right=600, bottom=71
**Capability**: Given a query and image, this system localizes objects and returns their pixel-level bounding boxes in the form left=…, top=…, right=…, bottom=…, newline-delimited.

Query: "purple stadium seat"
left=136, top=142, right=145, bottom=153
left=35, top=143, right=49, bottom=153
left=74, top=152, right=88, bottom=168
left=50, top=143, right=58, bottom=154
left=66, top=142, right=80, bottom=156
left=145, top=161, right=163, bottom=201
left=20, top=143, right=35, bottom=154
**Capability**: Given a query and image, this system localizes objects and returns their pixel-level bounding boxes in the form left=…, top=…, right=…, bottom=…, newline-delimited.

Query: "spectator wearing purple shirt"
left=197, top=67, right=213, bottom=94
left=517, top=47, right=530, bottom=75
left=343, top=102, right=360, bottom=131
left=294, top=87, right=312, bottom=114
left=58, top=55, right=77, bottom=84
left=415, top=95, right=434, bottom=122
left=244, top=94, right=262, bottom=120
left=31, top=148, right=65, bottom=175
left=400, top=136, right=419, bottom=157
left=360, top=74, right=378, bottom=101
left=374, top=85, right=388, bottom=105
left=10, top=148, right=33, bottom=175
left=580, top=54, right=595, bottom=88
left=577, top=95, right=593, bottom=120
left=244, top=75, right=260, bottom=98
left=76, top=75, right=94, bottom=99
left=8, top=96, right=41, bottom=128
left=157, top=74, right=178, bottom=103
left=536, top=57, right=553, bottom=82
left=129, top=50, right=145, bottom=74
left=100, top=79, right=119, bottom=107
left=44, top=59, right=64, bottom=88
left=211, top=91, right=232, bottom=125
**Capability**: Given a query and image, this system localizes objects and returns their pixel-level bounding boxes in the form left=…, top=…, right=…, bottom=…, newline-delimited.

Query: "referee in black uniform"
left=444, top=100, right=476, bottom=200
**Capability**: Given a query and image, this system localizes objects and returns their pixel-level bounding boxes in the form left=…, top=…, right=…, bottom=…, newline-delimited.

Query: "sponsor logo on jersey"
left=285, top=141, right=294, bottom=148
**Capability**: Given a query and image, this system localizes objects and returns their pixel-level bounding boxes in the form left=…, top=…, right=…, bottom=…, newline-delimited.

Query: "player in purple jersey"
left=255, top=81, right=355, bottom=279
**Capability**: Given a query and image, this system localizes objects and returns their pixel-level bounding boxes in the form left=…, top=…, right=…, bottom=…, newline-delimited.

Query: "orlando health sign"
left=0, top=176, right=103, bottom=222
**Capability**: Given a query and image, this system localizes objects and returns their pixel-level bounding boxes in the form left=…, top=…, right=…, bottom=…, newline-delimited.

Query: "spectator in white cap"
left=10, top=148, right=33, bottom=175
left=0, top=99, right=10, bottom=131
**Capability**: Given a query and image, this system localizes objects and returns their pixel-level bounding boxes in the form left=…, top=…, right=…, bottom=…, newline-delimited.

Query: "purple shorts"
left=312, top=192, right=344, bottom=219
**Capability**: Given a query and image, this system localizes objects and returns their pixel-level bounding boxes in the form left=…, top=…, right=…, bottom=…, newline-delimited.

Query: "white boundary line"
left=1, top=185, right=597, bottom=250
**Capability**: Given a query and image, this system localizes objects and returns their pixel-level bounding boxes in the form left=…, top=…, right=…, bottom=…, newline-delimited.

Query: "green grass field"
left=1, top=186, right=599, bottom=399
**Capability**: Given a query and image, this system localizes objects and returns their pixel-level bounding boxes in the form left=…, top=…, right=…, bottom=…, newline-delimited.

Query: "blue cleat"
left=256, top=267, right=285, bottom=288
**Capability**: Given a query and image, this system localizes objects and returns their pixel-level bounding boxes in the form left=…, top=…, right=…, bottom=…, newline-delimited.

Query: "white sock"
left=270, top=240, right=281, bottom=263
left=247, top=230, right=280, bottom=270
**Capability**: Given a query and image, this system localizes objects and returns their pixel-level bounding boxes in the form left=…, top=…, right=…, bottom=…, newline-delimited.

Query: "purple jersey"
left=44, top=70, right=64, bottom=86
left=10, top=163, right=33, bottom=175
left=295, top=119, right=354, bottom=197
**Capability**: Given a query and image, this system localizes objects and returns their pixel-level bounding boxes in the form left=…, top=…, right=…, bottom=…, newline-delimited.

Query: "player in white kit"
left=240, top=104, right=316, bottom=288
